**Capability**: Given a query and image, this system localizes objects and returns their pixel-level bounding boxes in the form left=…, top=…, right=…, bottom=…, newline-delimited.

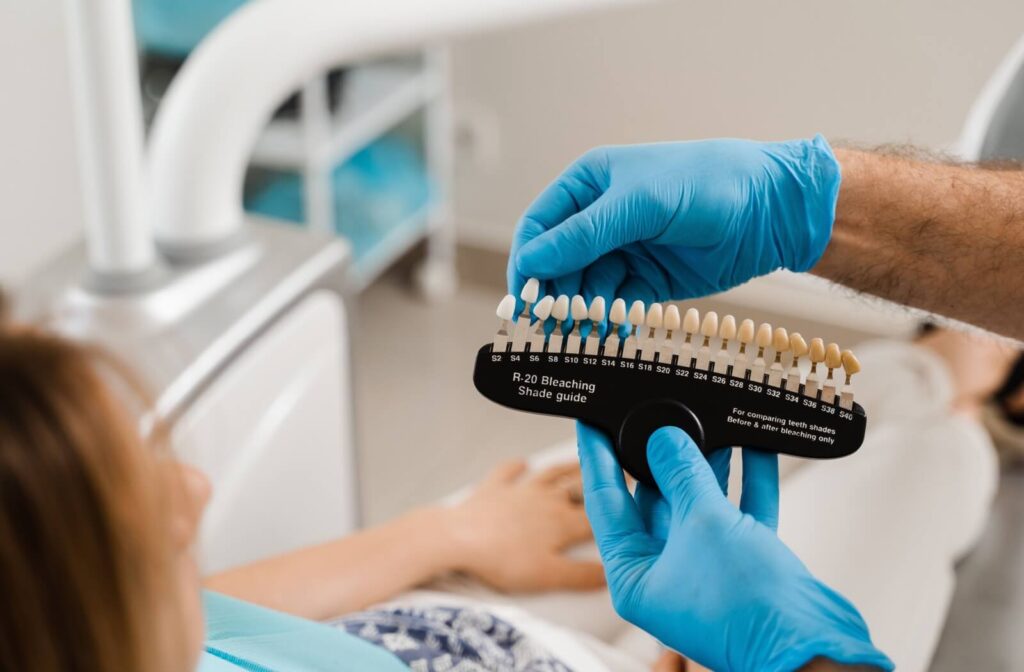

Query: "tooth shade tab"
left=809, top=338, right=826, bottom=363
left=756, top=323, right=773, bottom=349
left=825, top=343, right=842, bottom=369
left=701, top=311, right=719, bottom=338
left=646, top=303, right=664, bottom=328
left=738, top=319, right=756, bottom=344
left=772, top=327, right=790, bottom=353
left=719, top=315, right=737, bottom=340
left=789, top=333, right=809, bottom=358
left=521, top=278, right=540, bottom=303
left=571, top=295, right=588, bottom=321
left=589, top=297, right=607, bottom=322
left=496, top=295, right=516, bottom=321
left=841, top=350, right=861, bottom=376
left=552, top=295, right=570, bottom=321
left=663, top=305, right=681, bottom=331
left=609, top=298, right=627, bottom=325
left=628, top=301, right=646, bottom=326
left=533, top=295, right=555, bottom=320
left=683, top=308, right=700, bottom=334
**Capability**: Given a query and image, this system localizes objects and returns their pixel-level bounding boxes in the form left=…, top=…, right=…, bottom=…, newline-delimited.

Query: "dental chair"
left=15, top=0, right=624, bottom=575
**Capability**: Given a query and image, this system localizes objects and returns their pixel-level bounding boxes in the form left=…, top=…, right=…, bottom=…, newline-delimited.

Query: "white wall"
left=0, top=0, right=83, bottom=287
left=1, top=0, right=1022, bottom=285
left=451, top=0, right=1024, bottom=248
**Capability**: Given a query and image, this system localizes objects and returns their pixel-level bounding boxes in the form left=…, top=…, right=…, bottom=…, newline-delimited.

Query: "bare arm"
left=814, top=148, right=1024, bottom=339
left=204, top=461, right=602, bottom=620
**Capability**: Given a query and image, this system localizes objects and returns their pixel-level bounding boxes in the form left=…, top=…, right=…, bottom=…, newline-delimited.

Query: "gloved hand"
left=508, top=136, right=840, bottom=307
left=577, top=423, right=893, bottom=672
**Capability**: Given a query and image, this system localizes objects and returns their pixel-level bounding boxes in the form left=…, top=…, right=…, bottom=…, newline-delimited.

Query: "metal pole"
left=62, top=0, right=156, bottom=286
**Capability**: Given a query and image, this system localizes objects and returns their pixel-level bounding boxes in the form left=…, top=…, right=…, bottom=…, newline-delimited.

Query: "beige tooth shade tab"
left=820, top=342, right=842, bottom=405
left=604, top=298, right=627, bottom=357
left=496, top=294, right=516, bottom=321
left=622, top=300, right=645, bottom=360
left=663, top=305, right=681, bottom=332
left=552, top=295, right=570, bottom=322
left=733, top=318, right=756, bottom=379
left=714, top=314, right=736, bottom=374
left=640, top=303, right=664, bottom=361
left=588, top=296, right=606, bottom=322
left=738, top=319, right=755, bottom=345
left=785, top=332, right=808, bottom=393
left=839, top=349, right=861, bottom=410
left=766, top=326, right=789, bottom=387
left=756, top=323, right=773, bottom=349
left=804, top=337, right=826, bottom=398
left=609, top=298, right=627, bottom=325
left=584, top=297, right=606, bottom=355
left=683, top=308, right=701, bottom=335
left=628, top=300, right=646, bottom=326
left=700, top=311, right=719, bottom=338
left=809, top=338, right=826, bottom=363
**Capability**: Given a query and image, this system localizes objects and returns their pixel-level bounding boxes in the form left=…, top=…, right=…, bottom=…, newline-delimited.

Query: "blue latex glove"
left=577, top=423, right=893, bottom=672
left=508, top=136, right=840, bottom=308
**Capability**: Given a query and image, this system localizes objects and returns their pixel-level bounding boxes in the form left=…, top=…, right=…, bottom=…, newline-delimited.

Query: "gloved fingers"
left=576, top=422, right=648, bottom=548
left=646, top=426, right=726, bottom=518
left=508, top=164, right=604, bottom=296
left=706, top=447, right=732, bottom=496
left=739, top=448, right=780, bottom=531
left=633, top=481, right=671, bottom=542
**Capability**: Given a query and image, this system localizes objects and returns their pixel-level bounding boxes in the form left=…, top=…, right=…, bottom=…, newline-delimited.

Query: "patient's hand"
left=443, top=460, right=605, bottom=593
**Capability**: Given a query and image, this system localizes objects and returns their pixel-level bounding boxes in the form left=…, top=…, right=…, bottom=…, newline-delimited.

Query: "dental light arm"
left=148, top=0, right=630, bottom=257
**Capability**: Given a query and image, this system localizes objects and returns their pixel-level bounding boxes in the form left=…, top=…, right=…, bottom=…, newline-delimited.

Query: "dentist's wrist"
left=777, top=134, right=842, bottom=273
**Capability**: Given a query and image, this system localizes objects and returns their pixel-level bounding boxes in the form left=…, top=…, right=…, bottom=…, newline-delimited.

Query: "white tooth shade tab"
left=628, top=301, right=646, bottom=326
left=496, top=295, right=516, bottom=321
left=609, top=299, right=627, bottom=325
left=533, top=295, right=555, bottom=320
left=663, top=305, right=681, bottom=331
left=646, top=303, right=664, bottom=328
left=571, top=295, right=589, bottom=321
left=521, top=278, right=540, bottom=303
left=485, top=290, right=863, bottom=407
left=552, top=295, right=570, bottom=322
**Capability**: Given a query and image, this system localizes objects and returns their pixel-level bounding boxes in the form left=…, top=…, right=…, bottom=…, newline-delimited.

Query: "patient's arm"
left=815, top=149, right=1024, bottom=339
left=204, top=460, right=603, bottom=620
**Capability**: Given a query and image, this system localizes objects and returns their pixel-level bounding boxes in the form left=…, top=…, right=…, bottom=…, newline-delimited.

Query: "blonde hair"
left=0, top=321, right=190, bottom=671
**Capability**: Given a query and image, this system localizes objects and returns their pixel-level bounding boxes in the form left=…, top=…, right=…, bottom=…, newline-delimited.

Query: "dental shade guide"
left=549, top=295, right=570, bottom=354
left=622, top=301, right=645, bottom=360
left=584, top=297, right=606, bottom=356
left=605, top=299, right=627, bottom=357
left=476, top=280, right=869, bottom=489
left=529, top=296, right=555, bottom=352
left=512, top=278, right=539, bottom=351
left=714, top=315, right=737, bottom=374
left=566, top=295, right=588, bottom=354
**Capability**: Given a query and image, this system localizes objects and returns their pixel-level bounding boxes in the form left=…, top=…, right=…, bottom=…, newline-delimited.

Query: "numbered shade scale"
left=476, top=280, right=868, bottom=488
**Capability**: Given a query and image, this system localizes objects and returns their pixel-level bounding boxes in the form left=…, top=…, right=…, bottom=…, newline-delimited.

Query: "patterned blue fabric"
left=334, top=604, right=573, bottom=672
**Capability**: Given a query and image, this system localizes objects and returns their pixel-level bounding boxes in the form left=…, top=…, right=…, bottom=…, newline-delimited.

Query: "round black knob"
left=617, top=399, right=705, bottom=488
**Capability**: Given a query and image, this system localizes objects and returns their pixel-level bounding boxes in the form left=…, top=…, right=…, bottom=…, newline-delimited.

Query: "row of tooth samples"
left=495, top=286, right=862, bottom=410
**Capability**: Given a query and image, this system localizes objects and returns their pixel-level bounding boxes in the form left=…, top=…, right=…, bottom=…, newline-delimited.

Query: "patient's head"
left=0, top=323, right=208, bottom=671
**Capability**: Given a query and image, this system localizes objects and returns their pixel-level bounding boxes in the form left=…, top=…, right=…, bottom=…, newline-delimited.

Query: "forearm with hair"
left=814, top=148, right=1024, bottom=339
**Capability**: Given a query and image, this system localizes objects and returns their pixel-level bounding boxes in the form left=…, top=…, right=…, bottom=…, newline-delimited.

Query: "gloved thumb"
left=646, top=427, right=725, bottom=517
left=516, top=195, right=657, bottom=279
